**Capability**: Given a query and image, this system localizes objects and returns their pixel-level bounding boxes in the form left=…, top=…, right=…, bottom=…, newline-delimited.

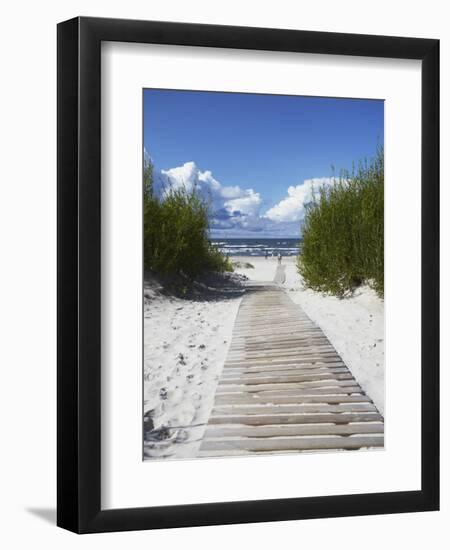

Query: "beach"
left=143, top=255, right=384, bottom=460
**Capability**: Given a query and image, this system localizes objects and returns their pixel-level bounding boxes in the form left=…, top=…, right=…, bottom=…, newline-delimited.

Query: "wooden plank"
left=233, top=322, right=323, bottom=330
left=235, top=315, right=310, bottom=322
left=215, top=380, right=360, bottom=393
left=226, top=355, right=342, bottom=364
left=232, top=330, right=324, bottom=339
left=230, top=336, right=329, bottom=344
left=223, top=361, right=346, bottom=370
left=231, top=338, right=324, bottom=346
left=221, top=366, right=348, bottom=376
left=230, top=342, right=336, bottom=350
left=232, top=334, right=323, bottom=342
left=229, top=344, right=335, bottom=352
left=231, top=331, right=326, bottom=339
left=229, top=347, right=329, bottom=355
left=223, top=362, right=346, bottom=371
left=234, top=314, right=315, bottom=321
left=200, top=436, right=384, bottom=452
left=234, top=320, right=319, bottom=326
left=225, top=355, right=342, bottom=366
left=234, top=316, right=315, bottom=323
left=212, top=403, right=377, bottom=415
left=213, top=394, right=372, bottom=405
left=225, top=358, right=345, bottom=367
left=223, top=361, right=344, bottom=370
left=228, top=344, right=336, bottom=355
left=218, top=373, right=353, bottom=386
left=209, top=412, right=383, bottom=425
left=215, top=385, right=363, bottom=397
left=252, top=386, right=364, bottom=396
left=198, top=449, right=352, bottom=457
left=233, top=330, right=326, bottom=338
left=231, top=339, right=325, bottom=347
left=204, top=422, right=384, bottom=439
left=237, top=315, right=308, bottom=321
left=233, top=325, right=319, bottom=334
left=230, top=339, right=331, bottom=351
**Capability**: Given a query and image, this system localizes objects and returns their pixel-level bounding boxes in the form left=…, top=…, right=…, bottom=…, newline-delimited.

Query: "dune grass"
left=298, top=148, right=384, bottom=297
left=143, top=158, right=233, bottom=278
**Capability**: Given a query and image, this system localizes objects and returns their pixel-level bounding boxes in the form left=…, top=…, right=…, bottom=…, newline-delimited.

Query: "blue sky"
left=143, top=89, right=384, bottom=237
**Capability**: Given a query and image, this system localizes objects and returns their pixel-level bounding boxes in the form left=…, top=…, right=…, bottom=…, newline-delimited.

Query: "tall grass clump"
left=298, top=147, right=384, bottom=297
left=143, top=157, right=233, bottom=278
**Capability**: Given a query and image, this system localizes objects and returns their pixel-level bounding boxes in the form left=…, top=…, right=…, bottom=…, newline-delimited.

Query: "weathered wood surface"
left=199, top=281, right=384, bottom=457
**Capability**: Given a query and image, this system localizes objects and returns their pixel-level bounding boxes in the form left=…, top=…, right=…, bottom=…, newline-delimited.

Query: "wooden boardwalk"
left=199, top=275, right=384, bottom=457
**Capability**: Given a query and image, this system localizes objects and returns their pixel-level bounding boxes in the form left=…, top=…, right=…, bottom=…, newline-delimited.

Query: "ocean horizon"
left=210, top=237, right=301, bottom=257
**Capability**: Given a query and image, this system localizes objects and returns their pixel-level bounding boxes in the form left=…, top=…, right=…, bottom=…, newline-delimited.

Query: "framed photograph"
left=57, top=16, right=439, bottom=533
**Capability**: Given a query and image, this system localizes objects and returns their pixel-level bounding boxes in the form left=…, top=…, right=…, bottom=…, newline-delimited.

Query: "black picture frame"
left=57, top=16, right=439, bottom=534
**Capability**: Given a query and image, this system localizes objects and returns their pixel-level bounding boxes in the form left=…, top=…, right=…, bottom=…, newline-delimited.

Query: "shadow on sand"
left=144, top=270, right=256, bottom=303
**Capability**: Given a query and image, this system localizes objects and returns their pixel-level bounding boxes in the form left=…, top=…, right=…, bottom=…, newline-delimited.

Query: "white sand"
left=234, top=256, right=384, bottom=414
left=232, top=256, right=278, bottom=281
left=143, top=273, right=244, bottom=460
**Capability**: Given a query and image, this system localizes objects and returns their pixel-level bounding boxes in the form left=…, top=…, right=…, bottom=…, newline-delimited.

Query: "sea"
left=210, top=238, right=301, bottom=257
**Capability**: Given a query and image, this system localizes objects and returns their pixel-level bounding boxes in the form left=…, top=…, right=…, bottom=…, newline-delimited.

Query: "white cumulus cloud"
left=154, top=161, right=262, bottom=218
left=225, top=189, right=262, bottom=217
left=264, top=177, right=337, bottom=222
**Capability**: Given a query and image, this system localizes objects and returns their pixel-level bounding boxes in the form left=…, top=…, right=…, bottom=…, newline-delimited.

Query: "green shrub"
left=298, top=148, right=384, bottom=297
left=143, top=159, right=232, bottom=278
